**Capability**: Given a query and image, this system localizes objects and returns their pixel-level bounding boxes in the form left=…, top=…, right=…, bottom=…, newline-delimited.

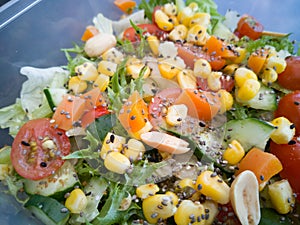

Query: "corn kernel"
left=270, top=117, right=295, bottom=144
left=187, top=24, right=208, bottom=46
left=236, top=79, right=261, bottom=101
left=177, top=7, right=194, bottom=27
left=207, top=71, right=222, bottom=91
left=218, top=89, right=234, bottom=113
left=174, top=200, right=205, bottom=225
left=104, top=151, right=131, bottom=174
left=136, top=183, right=159, bottom=199
left=163, top=3, right=177, bottom=16
left=261, top=67, right=278, bottom=85
left=169, top=24, right=188, bottom=42
left=127, top=64, right=151, bottom=79
left=93, top=73, right=110, bottom=91
left=196, top=170, right=230, bottom=204
left=142, top=194, right=176, bottom=224
left=147, top=35, right=160, bottom=56
left=158, top=62, right=181, bottom=79
left=193, top=58, right=211, bottom=78
left=75, top=62, right=98, bottom=81
left=100, top=132, right=126, bottom=159
left=223, top=64, right=238, bottom=75
left=166, top=104, right=188, bottom=126
left=154, top=9, right=174, bottom=31
left=223, top=140, right=245, bottom=165
left=265, top=55, right=287, bottom=74
left=189, top=12, right=211, bottom=28
left=268, top=179, right=295, bottom=214
left=177, top=69, right=197, bottom=89
left=231, top=47, right=247, bottom=64
left=234, top=67, right=258, bottom=87
left=177, top=178, right=195, bottom=189
left=123, top=138, right=146, bottom=161
left=68, top=76, right=87, bottom=94
left=202, top=200, right=219, bottom=225
left=101, top=47, right=124, bottom=63
left=65, top=188, right=88, bottom=214
left=169, top=15, right=179, bottom=26
left=97, top=60, right=117, bottom=76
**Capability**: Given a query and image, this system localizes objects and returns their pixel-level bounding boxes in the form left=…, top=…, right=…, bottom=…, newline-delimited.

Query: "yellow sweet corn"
left=193, top=58, right=211, bottom=78
left=223, top=140, right=245, bottom=165
left=270, top=117, right=295, bottom=144
left=195, top=170, right=230, bottom=204
left=231, top=47, right=247, bottom=64
left=265, top=55, right=287, bottom=74
left=187, top=24, right=208, bottom=46
left=68, top=76, right=87, bottom=93
left=65, top=188, right=88, bottom=214
left=166, top=104, right=188, bottom=126
left=147, top=35, right=160, bottom=56
left=174, top=200, right=205, bottom=225
left=218, top=89, right=234, bottom=113
left=127, top=64, right=151, bottom=79
left=136, top=183, right=160, bottom=199
left=261, top=67, right=278, bottom=85
left=123, top=138, right=146, bottom=161
left=163, top=3, right=177, bottom=16
left=97, top=60, right=117, bottom=76
left=93, top=73, right=110, bottom=91
left=177, top=7, right=194, bottom=27
left=189, top=12, right=211, bottom=28
left=100, top=132, right=126, bottom=159
left=236, top=79, right=261, bottom=101
left=223, top=64, right=238, bottom=75
left=165, top=191, right=179, bottom=206
left=101, top=47, right=124, bottom=64
left=154, top=9, right=174, bottom=31
left=202, top=200, right=219, bottom=225
left=177, top=69, right=197, bottom=89
left=169, top=15, right=179, bottom=26
left=207, top=71, right=222, bottom=91
left=268, top=179, right=295, bottom=214
left=177, top=178, right=195, bottom=189
left=169, top=24, right=188, bottom=42
left=75, top=62, right=98, bottom=81
left=234, top=67, right=258, bottom=87
left=187, top=2, right=199, bottom=12
left=142, top=194, right=176, bottom=224
left=158, top=62, right=181, bottom=79
left=104, top=151, right=131, bottom=174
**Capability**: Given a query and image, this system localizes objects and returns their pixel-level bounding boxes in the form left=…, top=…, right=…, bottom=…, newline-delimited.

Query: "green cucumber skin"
left=24, top=161, right=79, bottom=200
left=223, top=118, right=275, bottom=151
left=25, top=195, right=70, bottom=225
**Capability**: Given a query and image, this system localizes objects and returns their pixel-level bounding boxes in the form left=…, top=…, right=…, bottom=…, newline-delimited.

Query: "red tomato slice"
left=270, top=138, right=300, bottom=202
left=11, top=118, right=70, bottom=180
left=235, top=14, right=264, bottom=40
left=123, top=24, right=168, bottom=42
left=81, top=105, right=110, bottom=128
left=277, top=56, right=300, bottom=91
left=215, top=203, right=241, bottom=225
left=275, top=91, right=300, bottom=135
left=176, top=43, right=226, bottom=71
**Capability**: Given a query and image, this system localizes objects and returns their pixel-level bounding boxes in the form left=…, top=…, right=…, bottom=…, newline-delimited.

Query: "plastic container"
left=0, top=0, right=299, bottom=224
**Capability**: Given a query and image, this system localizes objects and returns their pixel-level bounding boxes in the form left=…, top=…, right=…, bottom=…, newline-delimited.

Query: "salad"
left=0, top=0, right=300, bottom=224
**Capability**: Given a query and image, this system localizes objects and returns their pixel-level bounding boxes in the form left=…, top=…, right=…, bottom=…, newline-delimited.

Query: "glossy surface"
left=0, top=0, right=299, bottom=224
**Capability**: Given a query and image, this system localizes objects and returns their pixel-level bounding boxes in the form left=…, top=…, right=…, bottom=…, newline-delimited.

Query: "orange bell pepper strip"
left=174, top=89, right=221, bottom=121
left=114, top=0, right=136, bottom=14
left=203, top=36, right=236, bottom=59
left=236, top=147, right=283, bottom=186
left=247, top=48, right=269, bottom=74
left=81, top=25, right=99, bottom=42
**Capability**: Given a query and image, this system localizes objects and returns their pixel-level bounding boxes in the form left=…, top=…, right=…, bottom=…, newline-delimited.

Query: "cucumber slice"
left=237, top=84, right=277, bottom=111
left=212, top=21, right=236, bottom=41
left=44, top=88, right=67, bottom=111
left=69, top=177, right=108, bottom=224
left=223, top=118, right=275, bottom=151
left=24, top=161, right=79, bottom=200
left=0, top=146, right=11, bottom=164
left=25, top=195, right=70, bottom=225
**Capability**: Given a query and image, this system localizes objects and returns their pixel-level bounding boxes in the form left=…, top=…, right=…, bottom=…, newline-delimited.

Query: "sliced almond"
left=140, top=131, right=190, bottom=154
left=230, top=170, right=261, bottom=225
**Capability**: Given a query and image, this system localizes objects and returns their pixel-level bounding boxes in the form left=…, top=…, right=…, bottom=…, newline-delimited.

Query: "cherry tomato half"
left=270, top=138, right=300, bottom=202
left=235, top=14, right=264, bottom=40
left=277, top=56, right=300, bottom=91
left=123, top=24, right=168, bottom=42
left=275, top=91, right=300, bottom=135
left=11, top=118, right=71, bottom=180
left=215, top=203, right=241, bottom=225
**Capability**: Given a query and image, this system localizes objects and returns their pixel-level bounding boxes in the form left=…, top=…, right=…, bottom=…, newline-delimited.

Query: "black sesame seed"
left=40, top=162, right=47, bottom=167
left=294, top=101, right=300, bottom=106
left=260, top=175, right=264, bottom=181
left=288, top=140, right=296, bottom=145
left=130, top=115, right=136, bottom=120
left=110, top=134, right=115, bottom=143
left=290, top=124, right=295, bottom=129
left=197, top=184, right=202, bottom=190
left=21, top=141, right=30, bottom=146
left=199, top=121, right=206, bottom=127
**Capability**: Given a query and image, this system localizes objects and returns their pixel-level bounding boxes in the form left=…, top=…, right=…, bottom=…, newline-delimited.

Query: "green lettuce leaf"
left=138, top=0, right=175, bottom=21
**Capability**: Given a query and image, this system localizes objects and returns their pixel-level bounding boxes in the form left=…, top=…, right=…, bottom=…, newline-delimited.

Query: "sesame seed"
left=260, top=175, right=264, bottom=181
left=288, top=140, right=296, bottom=145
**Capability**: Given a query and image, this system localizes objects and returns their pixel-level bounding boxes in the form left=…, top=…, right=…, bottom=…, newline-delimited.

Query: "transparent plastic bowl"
left=0, top=0, right=299, bottom=224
